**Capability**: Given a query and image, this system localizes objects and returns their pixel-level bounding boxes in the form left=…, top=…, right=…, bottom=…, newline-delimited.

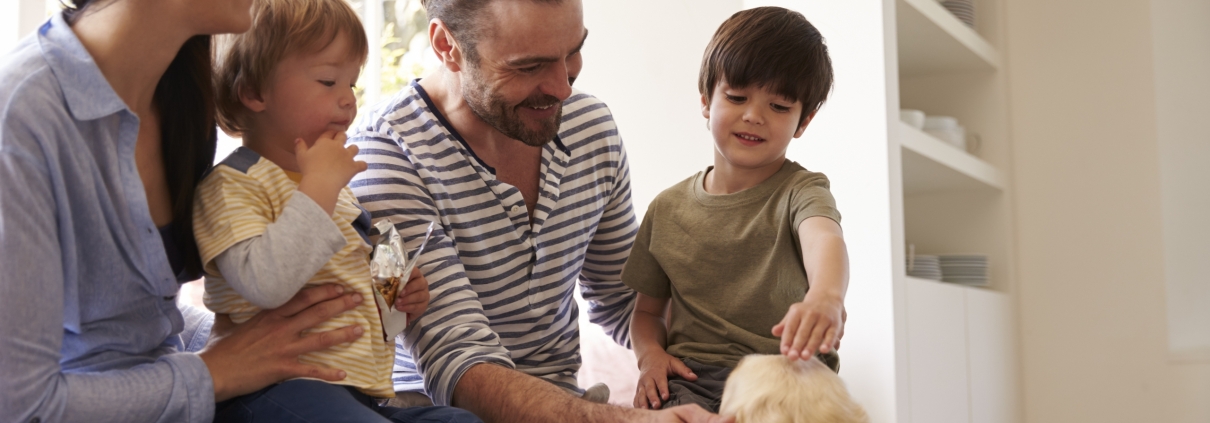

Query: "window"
left=348, top=0, right=438, bottom=108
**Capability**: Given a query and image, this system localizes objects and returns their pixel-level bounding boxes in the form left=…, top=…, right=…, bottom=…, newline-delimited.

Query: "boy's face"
left=244, top=31, right=362, bottom=149
left=702, top=81, right=813, bottom=173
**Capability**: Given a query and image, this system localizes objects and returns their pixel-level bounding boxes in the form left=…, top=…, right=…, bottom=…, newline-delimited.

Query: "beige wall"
left=1007, top=0, right=1210, bottom=421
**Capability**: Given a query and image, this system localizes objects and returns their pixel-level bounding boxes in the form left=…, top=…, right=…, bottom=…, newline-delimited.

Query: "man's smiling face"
left=458, top=0, right=586, bottom=146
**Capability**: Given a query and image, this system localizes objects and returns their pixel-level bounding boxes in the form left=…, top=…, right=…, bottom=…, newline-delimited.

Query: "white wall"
left=1152, top=0, right=1210, bottom=357
left=2, top=0, right=18, bottom=54
left=578, top=0, right=740, bottom=216
left=3, top=0, right=52, bottom=54
left=1007, top=0, right=1210, bottom=421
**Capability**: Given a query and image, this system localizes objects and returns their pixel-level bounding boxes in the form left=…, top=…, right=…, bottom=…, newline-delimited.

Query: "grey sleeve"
left=578, top=141, right=639, bottom=348
left=213, top=190, right=347, bottom=309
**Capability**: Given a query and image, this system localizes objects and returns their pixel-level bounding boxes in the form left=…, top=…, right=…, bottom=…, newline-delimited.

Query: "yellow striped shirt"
left=193, top=148, right=394, bottom=397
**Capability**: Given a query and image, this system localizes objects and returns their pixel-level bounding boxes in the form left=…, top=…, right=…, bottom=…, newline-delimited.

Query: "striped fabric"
left=348, top=82, right=638, bottom=406
left=193, top=148, right=395, bottom=397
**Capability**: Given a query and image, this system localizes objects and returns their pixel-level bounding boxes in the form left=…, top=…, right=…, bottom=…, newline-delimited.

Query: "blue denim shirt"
left=0, top=14, right=215, bottom=423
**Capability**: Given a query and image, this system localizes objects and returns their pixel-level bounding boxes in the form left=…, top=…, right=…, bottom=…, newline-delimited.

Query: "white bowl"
left=900, top=109, right=926, bottom=129
left=924, top=115, right=959, bottom=130
left=926, top=126, right=966, bottom=150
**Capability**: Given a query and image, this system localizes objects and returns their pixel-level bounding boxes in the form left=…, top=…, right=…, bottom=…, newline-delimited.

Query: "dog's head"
left=719, top=355, right=868, bottom=423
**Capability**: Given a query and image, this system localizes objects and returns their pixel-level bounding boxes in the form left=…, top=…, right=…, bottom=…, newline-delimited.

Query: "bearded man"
left=349, top=1, right=728, bottom=422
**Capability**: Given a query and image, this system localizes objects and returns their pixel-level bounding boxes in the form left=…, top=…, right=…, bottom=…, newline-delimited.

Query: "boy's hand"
left=634, top=350, right=697, bottom=410
left=772, top=292, right=845, bottom=360
left=394, top=266, right=430, bottom=323
left=296, top=131, right=367, bottom=215
left=296, top=131, right=367, bottom=189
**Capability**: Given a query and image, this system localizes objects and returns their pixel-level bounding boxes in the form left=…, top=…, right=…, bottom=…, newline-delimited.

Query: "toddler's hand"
left=394, top=266, right=430, bottom=323
left=772, top=293, right=845, bottom=360
left=296, top=131, right=367, bottom=190
left=634, top=350, right=697, bottom=410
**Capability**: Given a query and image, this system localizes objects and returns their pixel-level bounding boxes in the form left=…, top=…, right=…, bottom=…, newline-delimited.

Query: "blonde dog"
left=719, top=355, right=868, bottom=423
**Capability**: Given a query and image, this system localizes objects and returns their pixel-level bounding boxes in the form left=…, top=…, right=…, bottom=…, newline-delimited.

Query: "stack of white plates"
left=907, top=255, right=942, bottom=280
left=940, top=0, right=975, bottom=28
left=939, top=254, right=989, bottom=286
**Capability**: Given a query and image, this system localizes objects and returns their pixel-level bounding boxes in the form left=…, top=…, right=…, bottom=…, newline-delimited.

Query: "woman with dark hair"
left=0, top=1, right=366, bottom=421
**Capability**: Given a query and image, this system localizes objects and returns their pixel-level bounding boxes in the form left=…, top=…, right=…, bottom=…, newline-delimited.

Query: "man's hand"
left=772, top=292, right=845, bottom=360
left=634, top=350, right=697, bottom=409
left=395, top=266, right=430, bottom=322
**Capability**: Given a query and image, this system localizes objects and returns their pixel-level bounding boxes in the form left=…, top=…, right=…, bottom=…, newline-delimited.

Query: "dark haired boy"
left=624, top=6, right=850, bottom=412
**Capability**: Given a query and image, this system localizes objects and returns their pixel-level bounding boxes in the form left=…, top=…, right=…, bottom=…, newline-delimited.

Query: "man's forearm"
left=452, top=363, right=649, bottom=423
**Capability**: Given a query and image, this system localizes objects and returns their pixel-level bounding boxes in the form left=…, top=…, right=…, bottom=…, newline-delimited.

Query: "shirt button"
left=511, top=205, right=520, bottom=213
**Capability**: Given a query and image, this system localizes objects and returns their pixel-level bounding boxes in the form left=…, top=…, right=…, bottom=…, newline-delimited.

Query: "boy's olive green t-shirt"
left=622, top=160, right=841, bottom=369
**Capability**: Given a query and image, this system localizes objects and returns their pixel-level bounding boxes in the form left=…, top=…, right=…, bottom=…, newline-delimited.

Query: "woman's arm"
left=0, top=147, right=214, bottom=423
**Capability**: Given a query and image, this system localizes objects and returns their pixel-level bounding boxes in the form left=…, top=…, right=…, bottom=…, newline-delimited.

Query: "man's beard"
left=462, top=67, right=563, bottom=147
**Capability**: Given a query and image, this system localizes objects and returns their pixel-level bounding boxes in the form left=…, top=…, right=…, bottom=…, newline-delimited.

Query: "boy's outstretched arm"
left=773, top=216, right=849, bottom=360
left=631, top=293, right=697, bottom=409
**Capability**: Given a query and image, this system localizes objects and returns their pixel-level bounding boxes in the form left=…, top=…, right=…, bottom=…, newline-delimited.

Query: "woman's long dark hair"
left=66, top=1, right=215, bottom=279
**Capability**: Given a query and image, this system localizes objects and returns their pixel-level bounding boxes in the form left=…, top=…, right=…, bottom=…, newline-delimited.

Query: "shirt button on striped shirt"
left=511, top=205, right=520, bottom=213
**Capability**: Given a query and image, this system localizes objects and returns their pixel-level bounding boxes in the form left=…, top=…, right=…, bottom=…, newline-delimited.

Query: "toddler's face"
left=702, top=81, right=811, bottom=173
left=256, top=31, right=362, bottom=149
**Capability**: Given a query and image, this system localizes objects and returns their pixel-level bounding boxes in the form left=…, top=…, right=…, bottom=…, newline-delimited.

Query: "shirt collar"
left=37, top=12, right=129, bottom=121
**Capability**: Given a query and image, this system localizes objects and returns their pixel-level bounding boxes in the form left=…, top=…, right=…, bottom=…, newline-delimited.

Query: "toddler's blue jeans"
left=214, top=379, right=482, bottom=423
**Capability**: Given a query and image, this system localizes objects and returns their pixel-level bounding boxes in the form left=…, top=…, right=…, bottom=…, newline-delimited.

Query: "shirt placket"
left=115, top=112, right=179, bottom=302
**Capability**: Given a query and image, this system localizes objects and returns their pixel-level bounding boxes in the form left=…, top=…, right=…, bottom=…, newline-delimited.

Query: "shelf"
left=904, top=275, right=997, bottom=292
left=896, top=0, right=1001, bottom=76
left=900, top=121, right=1004, bottom=195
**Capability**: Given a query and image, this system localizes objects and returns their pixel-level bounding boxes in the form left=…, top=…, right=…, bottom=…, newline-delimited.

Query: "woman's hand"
left=394, top=267, right=430, bottom=323
left=200, top=284, right=364, bottom=402
left=634, top=350, right=697, bottom=409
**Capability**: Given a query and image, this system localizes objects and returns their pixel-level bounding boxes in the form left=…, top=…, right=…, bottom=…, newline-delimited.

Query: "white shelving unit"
left=742, top=1, right=1019, bottom=421
left=894, top=0, right=1019, bottom=422
left=899, top=121, right=1004, bottom=194
left=905, top=276, right=1017, bottom=423
left=896, top=0, right=1000, bottom=75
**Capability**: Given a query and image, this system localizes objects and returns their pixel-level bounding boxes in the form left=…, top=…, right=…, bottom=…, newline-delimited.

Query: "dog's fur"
left=719, top=355, right=869, bottom=423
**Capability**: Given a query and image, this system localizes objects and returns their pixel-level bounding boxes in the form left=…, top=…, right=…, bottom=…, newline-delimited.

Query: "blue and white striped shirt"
left=349, top=82, right=638, bottom=406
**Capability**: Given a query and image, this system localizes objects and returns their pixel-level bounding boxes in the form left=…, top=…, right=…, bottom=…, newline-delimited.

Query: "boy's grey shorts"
left=663, top=352, right=840, bottom=413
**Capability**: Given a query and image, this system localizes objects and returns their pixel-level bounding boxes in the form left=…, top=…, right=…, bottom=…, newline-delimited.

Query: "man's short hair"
left=720, top=355, right=868, bottom=423
left=421, top=0, right=562, bottom=64
left=698, top=6, right=834, bottom=125
left=215, top=0, right=369, bottom=135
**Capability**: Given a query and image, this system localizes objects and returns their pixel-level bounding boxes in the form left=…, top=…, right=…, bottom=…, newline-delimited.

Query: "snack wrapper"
left=370, top=219, right=436, bottom=340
